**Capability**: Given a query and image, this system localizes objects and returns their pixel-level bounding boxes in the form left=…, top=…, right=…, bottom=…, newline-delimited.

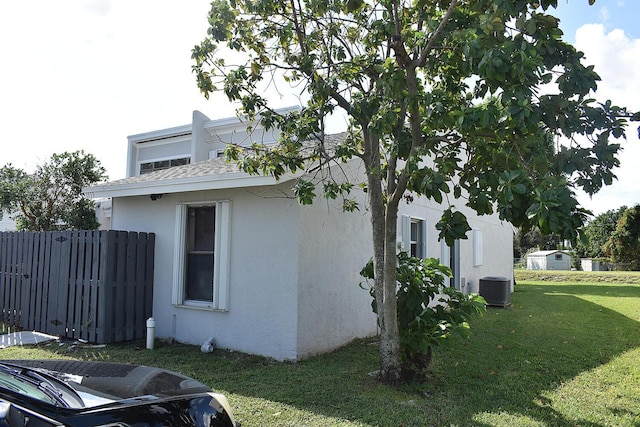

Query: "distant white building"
left=580, top=258, right=611, bottom=272
left=527, top=250, right=572, bottom=270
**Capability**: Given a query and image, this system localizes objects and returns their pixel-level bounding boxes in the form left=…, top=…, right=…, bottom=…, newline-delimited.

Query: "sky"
left=0, top=0, right=638, bottom=216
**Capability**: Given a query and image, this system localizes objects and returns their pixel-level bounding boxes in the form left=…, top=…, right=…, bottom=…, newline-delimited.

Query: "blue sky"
left=551, top=0, right=640, bottom=213
left=553, top=0, right=639, bottom=42
left=0, top=0, right=638, bottom=216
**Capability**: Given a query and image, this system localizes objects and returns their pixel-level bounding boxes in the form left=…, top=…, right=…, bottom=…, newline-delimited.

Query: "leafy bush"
left=361, top=252, right=486, bottom=381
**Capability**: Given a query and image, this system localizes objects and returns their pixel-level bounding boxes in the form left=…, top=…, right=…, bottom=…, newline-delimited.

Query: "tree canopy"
left=604, top=205, right=640, bottom=270
left=514, top=228, right=562, bottom=259
left=574, top=206, right=625, bottom=259
left=0, top=151, right=107, bottom=231
left=193, top=0, right=637, bottom=382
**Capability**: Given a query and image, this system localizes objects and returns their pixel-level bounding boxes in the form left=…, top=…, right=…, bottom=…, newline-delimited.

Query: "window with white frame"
left=401, top=215, right=427, bottom=259
left=172, top=201, right=231, bottom=310
left=473, top=229, right=483, bottom=266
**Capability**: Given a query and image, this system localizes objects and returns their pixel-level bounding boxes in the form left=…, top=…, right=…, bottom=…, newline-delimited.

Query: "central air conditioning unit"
left=479, top=276, right=511, bottom=307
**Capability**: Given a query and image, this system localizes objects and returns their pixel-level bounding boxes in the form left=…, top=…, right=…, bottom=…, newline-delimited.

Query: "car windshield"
left=0, top=364, right=85, bottom=408
left=0, top=369, right=57, bottom=405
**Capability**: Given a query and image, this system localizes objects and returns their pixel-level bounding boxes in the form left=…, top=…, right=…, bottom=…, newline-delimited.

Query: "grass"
left=515, top=269, right=640, bottom=285
left=2, top=275, right=640, bottom=426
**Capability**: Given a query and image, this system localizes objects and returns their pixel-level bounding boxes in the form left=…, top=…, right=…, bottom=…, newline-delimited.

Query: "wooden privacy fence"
left=0, top=230, right=154, bottom=344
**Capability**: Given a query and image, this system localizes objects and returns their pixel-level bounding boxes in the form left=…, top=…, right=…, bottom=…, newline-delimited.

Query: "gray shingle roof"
left=102, top=156, right=242, bottom=188
left=85, top=132, right=347, bottom=198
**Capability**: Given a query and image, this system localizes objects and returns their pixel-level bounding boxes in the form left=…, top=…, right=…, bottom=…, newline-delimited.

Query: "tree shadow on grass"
left=421, top=282, right=640, bottom=426
left=210, top=282, right=640, bottom=426
left=536, top=282, right=640, bottom=299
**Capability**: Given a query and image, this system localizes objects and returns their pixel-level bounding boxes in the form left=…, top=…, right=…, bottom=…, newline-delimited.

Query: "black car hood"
left=5, top=359, right=211, bottom=400
left=0, top=360, right=239, bottom=426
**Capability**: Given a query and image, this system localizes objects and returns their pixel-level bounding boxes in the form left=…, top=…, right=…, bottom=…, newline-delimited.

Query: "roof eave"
left=84, top=172, right=298, bottom=199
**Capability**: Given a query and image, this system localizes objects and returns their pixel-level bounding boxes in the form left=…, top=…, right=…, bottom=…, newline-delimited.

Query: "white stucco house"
left=526, top=250, right=572, bottom=271
left=84, top=109, right=514, bottom=361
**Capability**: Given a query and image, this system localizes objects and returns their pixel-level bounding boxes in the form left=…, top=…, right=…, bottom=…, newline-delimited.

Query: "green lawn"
left=2, top=278, right=639, bottom=426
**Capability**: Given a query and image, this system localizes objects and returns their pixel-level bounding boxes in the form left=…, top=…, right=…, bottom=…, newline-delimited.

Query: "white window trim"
left=172, top=200, right=231, bottom=310
left=208, top=149, right=226, bottom=159
left=440, top=240, right=450, bottom=268
left=473, top=229, right=483, bottom=267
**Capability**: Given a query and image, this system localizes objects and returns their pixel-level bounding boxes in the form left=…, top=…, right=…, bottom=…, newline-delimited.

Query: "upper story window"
left=139, top=157, right=190, bottom=175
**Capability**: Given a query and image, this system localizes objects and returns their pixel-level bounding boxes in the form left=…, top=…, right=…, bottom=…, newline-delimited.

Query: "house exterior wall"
left=110, top=183, right=303, bottom=360
left=397, top=197, right=514, bottom=294
left=296, top=164, right=377, bottom=358
left=135, top=138, right=191, bottom=164
left=294, top=159, right=514, bottom=359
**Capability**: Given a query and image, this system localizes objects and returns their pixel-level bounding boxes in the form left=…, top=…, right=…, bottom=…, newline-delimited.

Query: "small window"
left=410, top=220, right=424, bottom=258
left=185, top=206, right=215, bottom=301
left=173, top=201, right=231, bottom=310
left=555, top=253, right=563, bottom=260
left=140, top=157, right=191, bottom=175
left=401, top=215, right=426, bottom=259
left=171, top=158, right=190, bottom=167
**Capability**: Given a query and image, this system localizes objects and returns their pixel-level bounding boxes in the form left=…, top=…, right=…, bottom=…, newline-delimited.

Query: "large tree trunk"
left=379, top=202, right=401, bottom=383
left=363, top=129, right=402, bottom=384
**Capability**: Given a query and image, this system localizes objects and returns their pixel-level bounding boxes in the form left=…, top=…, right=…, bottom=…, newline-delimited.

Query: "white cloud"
left=0, top=0, right=218, bottom=178
left=573, top=24, right=640, bottom=214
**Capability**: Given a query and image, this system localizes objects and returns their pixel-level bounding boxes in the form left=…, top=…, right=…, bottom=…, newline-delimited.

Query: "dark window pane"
left=411, top=222, right=419, bottom=241
left=171, top=158, right=190, bottom=166
left=140, top=163, right=153, bottom=174
left=186, top=254, right=214, bottom=301
left=188, top=207, right=215, bottom=252
left=186, top=206, right=215, bottom=302
left=155, top=160, right=170, bottom=170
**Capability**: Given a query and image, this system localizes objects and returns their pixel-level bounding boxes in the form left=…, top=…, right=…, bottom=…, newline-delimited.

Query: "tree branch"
left=415, top=0, right=458, bottom=67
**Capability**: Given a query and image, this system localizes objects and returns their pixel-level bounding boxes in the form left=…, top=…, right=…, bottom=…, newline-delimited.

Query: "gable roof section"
left=85, top=132, right=347, bottom=199
left=527, top=250, right=571, bottom=257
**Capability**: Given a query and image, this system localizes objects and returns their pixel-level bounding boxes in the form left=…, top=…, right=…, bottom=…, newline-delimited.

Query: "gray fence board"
left=0, top=230, right=154, bottom=344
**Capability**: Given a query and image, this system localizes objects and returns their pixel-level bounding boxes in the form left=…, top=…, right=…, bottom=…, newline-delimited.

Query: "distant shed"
left=526, top=250, right=572, bottom=271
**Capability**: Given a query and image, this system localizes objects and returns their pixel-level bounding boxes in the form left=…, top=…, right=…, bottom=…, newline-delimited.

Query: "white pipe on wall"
left=146, top=317, right=155, bottom=350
